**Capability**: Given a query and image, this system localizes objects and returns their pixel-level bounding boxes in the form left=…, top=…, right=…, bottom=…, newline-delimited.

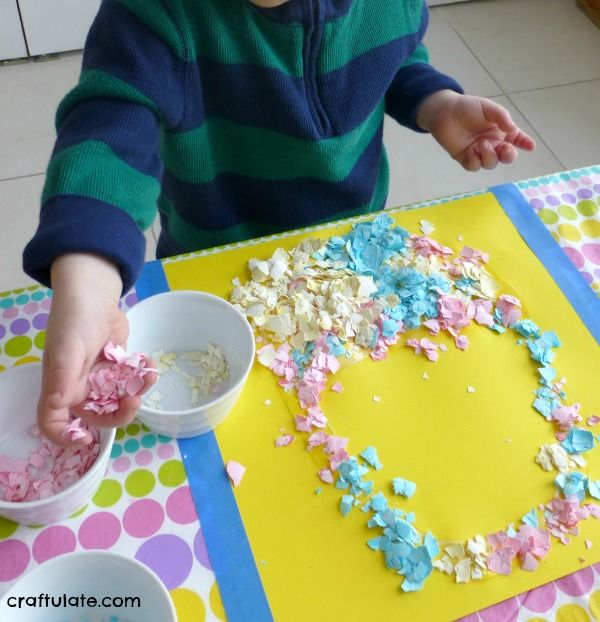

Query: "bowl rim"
left=136, top=411, right=229, bottom=433
left=0, top=362, right=116, bottom=511
left=0, top=550, right=177, bottom=620
left=127, top=290, right=256, bottom=417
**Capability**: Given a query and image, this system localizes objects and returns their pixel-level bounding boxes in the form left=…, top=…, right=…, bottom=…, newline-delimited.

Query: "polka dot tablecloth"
left=0, top=289, right=224, bottom=622
left=0, top=286, right=51, bottom=370
left=517, top=166, right=600, bottom=297
left=456, top=565, right=600, bottom=622
left=0, top=165, right=598, bottom=622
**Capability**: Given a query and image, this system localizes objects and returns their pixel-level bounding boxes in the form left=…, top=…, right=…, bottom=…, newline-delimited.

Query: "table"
left=0, top=165, right=599, bottom=622
left=579, top=0, right=600, bottom=29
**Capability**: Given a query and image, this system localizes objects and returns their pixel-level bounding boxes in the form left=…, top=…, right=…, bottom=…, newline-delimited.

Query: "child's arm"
left=23, top=0, right=184, bottom=444
left=416, top=90, right=535, bottom=171
left=385, top=38, right=466, bottom=133
left=23, top=0, right=186, bottom=291
left=384, top=1, right=534, bottom=170
left=38, top=254, right=156, bottom=447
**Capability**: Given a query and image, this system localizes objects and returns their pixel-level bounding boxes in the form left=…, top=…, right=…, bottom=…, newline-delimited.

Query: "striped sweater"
left=23, top=0, right=463, bottom=292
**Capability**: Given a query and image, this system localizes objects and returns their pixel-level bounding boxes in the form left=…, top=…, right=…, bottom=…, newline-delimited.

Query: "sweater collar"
left=250, top=0, right=354, bottom=24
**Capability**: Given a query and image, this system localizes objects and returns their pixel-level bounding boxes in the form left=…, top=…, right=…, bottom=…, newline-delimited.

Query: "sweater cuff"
left=386, top=63, right=464, bottom=133
left=23, top=195, right=146, bottom=294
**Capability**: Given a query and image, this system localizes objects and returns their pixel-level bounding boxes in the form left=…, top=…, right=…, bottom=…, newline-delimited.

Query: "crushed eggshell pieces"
left=147, top=346, right=229, bottom=409
left=229, top=213, right=599, bottom=590
left=226, top=460, right=246, bottom=488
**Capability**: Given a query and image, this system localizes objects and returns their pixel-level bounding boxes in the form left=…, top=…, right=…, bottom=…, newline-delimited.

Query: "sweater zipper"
left=302, top=0, right=331, bottom=136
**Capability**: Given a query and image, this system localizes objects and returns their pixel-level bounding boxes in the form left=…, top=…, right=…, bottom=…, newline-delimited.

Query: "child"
left=23, top=0, right=535, bottom=446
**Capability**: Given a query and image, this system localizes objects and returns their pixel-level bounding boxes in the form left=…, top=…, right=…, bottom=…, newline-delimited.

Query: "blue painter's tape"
left=134, top=260, right=170, bottom=301
left=133, top=260, right=272, bottom=620
left=179, top=435, right=273, bottom=622
left=491, top=183, right=600, bottom=344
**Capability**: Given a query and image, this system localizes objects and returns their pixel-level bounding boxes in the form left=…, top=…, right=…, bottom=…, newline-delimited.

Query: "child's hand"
left=416, top=90, right=536, bottom=172
left=38, top=254, right=154, bottom=447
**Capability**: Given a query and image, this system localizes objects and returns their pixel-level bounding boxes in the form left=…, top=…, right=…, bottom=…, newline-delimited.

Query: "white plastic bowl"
left=0, top=550, right=176, bottom=622
left=126, top=290, right=255, bottom=438
left=0, top=363, right=114, bottom=525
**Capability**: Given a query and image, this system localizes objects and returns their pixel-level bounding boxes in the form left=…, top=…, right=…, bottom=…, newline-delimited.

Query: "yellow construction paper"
left=164, top=193, right=600, bottom=622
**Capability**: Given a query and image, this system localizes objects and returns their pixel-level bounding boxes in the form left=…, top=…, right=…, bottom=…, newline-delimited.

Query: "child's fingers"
left=140, top=372, right=158, bottom=396
left=479, top=141, right=499, bottom=170
left=497, top=142, right=518, bottom=165
left=78, top=394, right=141, bottom=429
left=71, top=355, right=155, bottom=434
left=457, top=147, right=481, bottom=172
left=37, top=402, right=79, bottom=448
left=38, top=395, right=94, bottom=448
left=512, top=130, right=536, bottom=151
left=482, top=99, right=519, bottom=134
left=481, top=99, right=536, bottom=152
left=43, top=352, right=84, bottom=411
left=139, top=357, right=158, bottom=395
left=482, top=99, right=518, bottom=135
left=38, top=353, right=88, bottom=447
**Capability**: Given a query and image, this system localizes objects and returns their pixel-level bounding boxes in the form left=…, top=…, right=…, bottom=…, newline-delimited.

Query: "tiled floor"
left=0, top=0, right=599, bottom=293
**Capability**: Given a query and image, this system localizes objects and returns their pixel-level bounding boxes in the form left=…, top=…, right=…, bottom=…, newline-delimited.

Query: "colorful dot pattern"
left=0, top=284, right=51, bottom=371
left=0, top=288, right=222, bottom=622
left=1, top=168, right=599, bottom=622
left=517, top=166, right=600, bottom=297
left=455, top=563, right=600, bottom=621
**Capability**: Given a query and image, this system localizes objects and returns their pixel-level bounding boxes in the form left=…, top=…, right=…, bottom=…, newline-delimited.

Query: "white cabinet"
left=2, top=0, right=470, bottom=61
left=0, top=0, right=27, bottom=61
left=17, top=0, right=101, bottom=56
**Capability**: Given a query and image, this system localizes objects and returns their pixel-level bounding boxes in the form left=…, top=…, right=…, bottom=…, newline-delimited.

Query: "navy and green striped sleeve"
left=23, top=0, right=186, bottom=292
left=23, top=0, right=468, bottom=292
left=385, top=3, right=464, bottom=132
